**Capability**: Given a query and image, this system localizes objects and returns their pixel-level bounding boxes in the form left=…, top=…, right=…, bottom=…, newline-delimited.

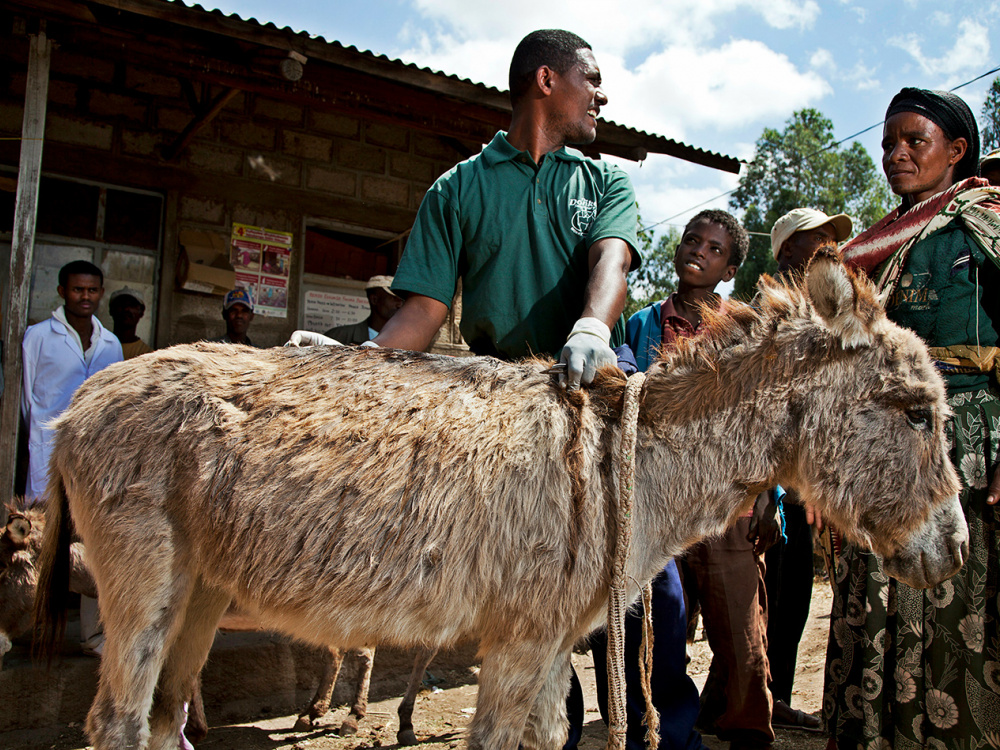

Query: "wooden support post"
left=1, top=31, right=52, bottom=506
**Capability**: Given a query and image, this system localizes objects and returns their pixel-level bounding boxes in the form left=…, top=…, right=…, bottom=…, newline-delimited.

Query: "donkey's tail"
left=33, top=473, right=72, bottom=665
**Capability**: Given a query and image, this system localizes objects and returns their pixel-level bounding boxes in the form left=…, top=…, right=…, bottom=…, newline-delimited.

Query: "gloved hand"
left=285, top=331, right=341, bottom=347
left=558, top=317, right=616, bottom=389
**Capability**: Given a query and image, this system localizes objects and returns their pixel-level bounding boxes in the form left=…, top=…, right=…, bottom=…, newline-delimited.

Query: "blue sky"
left=202, top=0, right=999, bottom=248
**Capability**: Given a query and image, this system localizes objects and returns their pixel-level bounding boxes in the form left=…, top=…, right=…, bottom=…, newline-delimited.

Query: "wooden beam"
left=1, top=30, right=52, bottom=506
left=162, top=86, right=241, bottom=161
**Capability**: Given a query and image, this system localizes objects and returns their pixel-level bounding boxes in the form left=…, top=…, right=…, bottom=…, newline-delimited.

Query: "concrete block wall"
left=0, top=32, right=471, bottom=349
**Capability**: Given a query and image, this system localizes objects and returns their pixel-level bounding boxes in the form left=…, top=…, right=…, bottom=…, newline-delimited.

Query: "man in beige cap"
left=761, top=206, right=851, bottom=737
left=770, top=207, right=852, bottom=275
left=324, top=275, right=403, bottom=345
left=980, top=147, right=1000, bottom=187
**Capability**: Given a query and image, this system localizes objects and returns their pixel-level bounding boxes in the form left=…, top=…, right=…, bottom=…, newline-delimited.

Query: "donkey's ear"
left=806, top=249, right=882, bottom=348
left=5, top=514, right=31, bottom=544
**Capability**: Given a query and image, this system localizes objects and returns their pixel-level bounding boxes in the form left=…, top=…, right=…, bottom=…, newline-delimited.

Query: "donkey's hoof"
left=397, top=729, right=419, bottom=746
left=339, top=716, right=359, bottom=736
left=293, top=715, right=313, bottom=732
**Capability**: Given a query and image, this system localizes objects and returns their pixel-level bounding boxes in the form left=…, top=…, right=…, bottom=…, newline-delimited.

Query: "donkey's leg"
left=84, top=536, right=192, bottom=750
left=397, top=645, right=438, bottom=746
left=521, top=649, right=573, bottom=750
left=339, top=647, right=374, bottom=736
left=294, top=646, right=345, bottom=731
left=147, top=582, right=231, bottom=750
left=468, top=640, right=559, bottom=750
left=185, top=677, right=208, bottom=745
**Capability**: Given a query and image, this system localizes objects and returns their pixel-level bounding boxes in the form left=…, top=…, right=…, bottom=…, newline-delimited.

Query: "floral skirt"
left=823, top=386, right=1000, bottom=750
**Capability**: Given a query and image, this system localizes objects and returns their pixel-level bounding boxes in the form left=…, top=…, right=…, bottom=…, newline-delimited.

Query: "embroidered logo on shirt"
left=569, top=198, right=597, bottom=236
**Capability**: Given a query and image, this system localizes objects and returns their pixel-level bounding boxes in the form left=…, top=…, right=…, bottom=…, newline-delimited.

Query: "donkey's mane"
left=657, top=272, right=814, bottom=370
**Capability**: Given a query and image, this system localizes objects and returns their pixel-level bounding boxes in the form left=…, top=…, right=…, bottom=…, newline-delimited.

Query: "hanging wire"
left=639, top=63, right=1000, bottom=233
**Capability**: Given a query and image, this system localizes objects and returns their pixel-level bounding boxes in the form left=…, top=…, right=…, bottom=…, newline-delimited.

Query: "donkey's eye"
left=905, top=408, right=932, bottom=430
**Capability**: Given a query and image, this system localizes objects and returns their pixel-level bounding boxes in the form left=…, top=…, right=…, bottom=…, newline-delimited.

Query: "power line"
left=639, top=62, right=1000, bottom=233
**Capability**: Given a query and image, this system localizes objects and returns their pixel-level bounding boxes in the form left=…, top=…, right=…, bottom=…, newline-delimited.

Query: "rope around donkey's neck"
left=606, top=372, right=659, bottom=750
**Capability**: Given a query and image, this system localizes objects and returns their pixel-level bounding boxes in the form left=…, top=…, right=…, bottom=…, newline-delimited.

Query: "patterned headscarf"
left=885, top=87, right=981, bottom=180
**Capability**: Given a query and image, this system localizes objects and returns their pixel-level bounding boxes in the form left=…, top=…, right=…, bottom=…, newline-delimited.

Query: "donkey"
left=35, top=252, right=967, bottom=750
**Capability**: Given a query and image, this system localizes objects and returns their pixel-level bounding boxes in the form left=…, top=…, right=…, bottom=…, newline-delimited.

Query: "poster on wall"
left=230, top=223, right=292, bottom=318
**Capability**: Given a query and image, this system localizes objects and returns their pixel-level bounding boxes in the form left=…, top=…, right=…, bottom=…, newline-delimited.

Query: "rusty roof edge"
left=55, top=0, right=742, bottom=171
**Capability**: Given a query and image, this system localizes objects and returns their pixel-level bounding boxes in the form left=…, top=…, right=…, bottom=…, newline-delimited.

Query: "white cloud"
left=889, top=18, right=990, bottom=81
left=405, top=0, right=821, bottom=57
left=810, top=49, right=835, bottom=71
left=844, top=61, right=879, bottom=92
left=396, top=14, right=831, bottom=145
left=607, top=39, right=830, bottom=140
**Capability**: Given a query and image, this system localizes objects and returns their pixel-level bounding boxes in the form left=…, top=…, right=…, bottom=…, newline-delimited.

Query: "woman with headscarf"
left=824, top=88, right=1000, bottom=749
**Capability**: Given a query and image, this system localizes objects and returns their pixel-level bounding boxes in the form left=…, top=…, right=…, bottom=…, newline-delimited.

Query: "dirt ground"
left=29, top=580, right=833, bottom=750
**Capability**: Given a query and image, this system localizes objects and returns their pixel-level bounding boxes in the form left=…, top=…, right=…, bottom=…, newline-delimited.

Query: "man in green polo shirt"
left=372, top=29, right=640, bottom=389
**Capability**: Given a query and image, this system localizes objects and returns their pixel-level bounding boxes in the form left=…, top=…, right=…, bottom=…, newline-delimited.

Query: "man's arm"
left=581, top=237, right=633, bottom=329
left=557, top=238, right=634, bottom=388
left=370, top=294, right=450, bottom=351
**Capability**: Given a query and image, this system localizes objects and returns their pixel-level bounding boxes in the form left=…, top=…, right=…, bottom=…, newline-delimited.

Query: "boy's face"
left=58, top=273, right=104, bottom=319
left=674, top=219, right=737, bottom=290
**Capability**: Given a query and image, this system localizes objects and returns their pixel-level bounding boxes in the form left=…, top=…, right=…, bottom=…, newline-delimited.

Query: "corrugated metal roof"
left=156, top=0, right=739, bottom=171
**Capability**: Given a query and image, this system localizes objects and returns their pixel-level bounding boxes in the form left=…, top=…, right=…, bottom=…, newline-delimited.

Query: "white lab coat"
left=21, top=308, right=123, bottom=500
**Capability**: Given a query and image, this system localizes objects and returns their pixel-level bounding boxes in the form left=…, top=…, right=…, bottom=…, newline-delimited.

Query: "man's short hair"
left=58, top=260, right=104, bottom=287
left=509, top=29, right=592, bottom=107
left=685, top=210, right=749, bottom=268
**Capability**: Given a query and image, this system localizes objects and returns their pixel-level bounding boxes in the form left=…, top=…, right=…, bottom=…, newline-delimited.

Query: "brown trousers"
left=683, top=517, right=774, bottom=745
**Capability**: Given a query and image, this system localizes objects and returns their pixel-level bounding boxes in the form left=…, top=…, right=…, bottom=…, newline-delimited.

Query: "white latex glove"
left=285, top=331, right=342, bottom=347
left=360, top=340, right=379, bottom=348
left=558, top=317, right=616, bottom=389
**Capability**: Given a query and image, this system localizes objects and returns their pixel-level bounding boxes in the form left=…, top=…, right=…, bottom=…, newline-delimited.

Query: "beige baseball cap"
left=770, top=208, right=853, bottom=259
left=365, top=275, right=400, bottom=298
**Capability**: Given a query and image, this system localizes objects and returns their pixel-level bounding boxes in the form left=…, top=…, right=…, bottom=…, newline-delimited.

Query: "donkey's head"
left=771, top=250, right=967, bottom=587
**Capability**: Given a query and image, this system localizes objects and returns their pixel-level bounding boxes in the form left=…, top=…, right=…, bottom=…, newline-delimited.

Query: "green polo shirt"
left=393, top=132, right=640, bottom=359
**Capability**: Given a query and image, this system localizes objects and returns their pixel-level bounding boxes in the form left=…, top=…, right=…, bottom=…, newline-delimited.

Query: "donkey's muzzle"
left=883, top=494, right=968, bottom=588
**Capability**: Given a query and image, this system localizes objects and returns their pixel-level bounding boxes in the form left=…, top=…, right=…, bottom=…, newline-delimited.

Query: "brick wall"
left=0, top=34, right=471, bottom=350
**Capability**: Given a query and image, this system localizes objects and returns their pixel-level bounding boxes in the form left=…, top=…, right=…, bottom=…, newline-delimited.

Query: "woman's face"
left=882, top=112, right=967, bottom=205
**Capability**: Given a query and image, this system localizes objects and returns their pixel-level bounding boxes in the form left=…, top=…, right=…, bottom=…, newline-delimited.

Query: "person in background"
left=600, top=209, right=746, bottom=750
left=21, top=259, right=122, bottom=657
left=217, top=288, right=257, bottom=346
left=108, top=287, right=153, bottom=359
left=980, top=146, right=1000, bottom=187
left=324, top=275, right=403, bottom=344
left=763, top=208, right=852, bottom=735
left=826, top=87, right=1000, bottom=749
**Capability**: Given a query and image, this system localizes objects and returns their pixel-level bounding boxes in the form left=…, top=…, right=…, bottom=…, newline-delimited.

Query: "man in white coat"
left=21, top=259, right=122, bottom=655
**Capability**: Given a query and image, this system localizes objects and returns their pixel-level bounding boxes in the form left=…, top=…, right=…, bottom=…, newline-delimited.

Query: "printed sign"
left=231, top=223, right=293, bottom=318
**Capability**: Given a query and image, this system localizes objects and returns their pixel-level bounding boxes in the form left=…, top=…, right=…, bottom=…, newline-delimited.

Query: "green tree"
left=729, top=109, right=892, bottom=299
left=625, top=220, right=681, bottom=319
left=981, top=76, right=1000, bottom=152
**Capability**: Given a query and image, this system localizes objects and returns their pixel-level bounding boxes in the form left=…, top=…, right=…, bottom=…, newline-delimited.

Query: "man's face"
left=223, top=303, right=254, bottom=336
left=673, top=219, right=737, bottom=289
left=58, top=274, right=104, bottom=319
left=111, top=298, right=145, bottom=328
left=548, top=49, right=607, bottom=146
left=369, top=288, right=403, bottom=321
left=777, top=223, right=838, bottom=274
